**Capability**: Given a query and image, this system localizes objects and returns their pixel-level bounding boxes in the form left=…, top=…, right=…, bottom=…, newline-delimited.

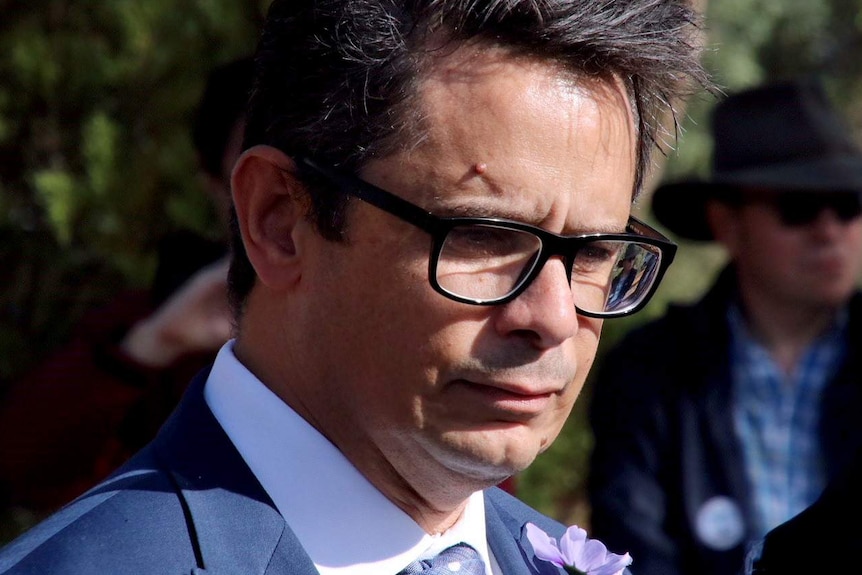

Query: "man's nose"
left=492, top=256, right=580, bottom=348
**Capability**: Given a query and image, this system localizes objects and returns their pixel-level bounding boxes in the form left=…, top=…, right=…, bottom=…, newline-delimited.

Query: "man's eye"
left=445, top=226, right=536, bottom=257
left=578, top=242, right=618, bottom=264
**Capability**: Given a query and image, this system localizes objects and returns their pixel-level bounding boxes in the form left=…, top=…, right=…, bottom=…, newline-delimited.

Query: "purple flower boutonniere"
left=525, top=522, right=632, bottom=575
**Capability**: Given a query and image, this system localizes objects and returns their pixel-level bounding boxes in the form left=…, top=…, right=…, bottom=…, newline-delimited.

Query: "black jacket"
left=751, top=446, right=862, bottom=573
left=587, top=265, right=862, bottom=575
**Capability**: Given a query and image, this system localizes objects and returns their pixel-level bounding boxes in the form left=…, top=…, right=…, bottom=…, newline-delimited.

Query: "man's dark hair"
left=228, top=0, right=711, bottom=314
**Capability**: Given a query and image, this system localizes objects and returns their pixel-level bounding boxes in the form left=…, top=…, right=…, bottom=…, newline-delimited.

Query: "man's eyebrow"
left=428, top=200, right=631, bottom=235
left=428, top=197, right=541, bottom=222
left=434, top=202, right=510, bottom=218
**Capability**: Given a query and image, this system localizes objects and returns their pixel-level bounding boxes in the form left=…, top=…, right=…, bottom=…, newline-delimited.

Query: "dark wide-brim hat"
left=652, top=78, right=862, bottom=241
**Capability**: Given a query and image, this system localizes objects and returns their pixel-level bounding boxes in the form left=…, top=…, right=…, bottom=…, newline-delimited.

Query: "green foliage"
left=0, top=0, right=270, bottom=382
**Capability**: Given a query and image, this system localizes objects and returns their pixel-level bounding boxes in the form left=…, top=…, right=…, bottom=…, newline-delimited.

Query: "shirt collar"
left=204, top=341, right=493, bottom=575
left=727, top=302, right=849, bottom=345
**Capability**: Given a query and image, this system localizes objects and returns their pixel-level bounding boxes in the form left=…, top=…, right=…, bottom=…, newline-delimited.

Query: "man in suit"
left=588, top=78, right=862, bottom=575
left=0, top=0, right=709, bottom=573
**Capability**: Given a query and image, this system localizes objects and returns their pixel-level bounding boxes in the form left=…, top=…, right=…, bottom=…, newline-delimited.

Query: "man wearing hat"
left=587, top=77, right=862, bottom=575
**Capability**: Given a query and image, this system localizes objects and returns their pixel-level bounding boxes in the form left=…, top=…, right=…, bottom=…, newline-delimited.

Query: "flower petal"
left=590, top=552, right=633, bottom=575
left=525, top=522, right=633, bottom=575
left=559, top=525, right=588, bottom=566
left=581, top=538, right=611, bottom=570
left=525, top=523, right=565, bottom=566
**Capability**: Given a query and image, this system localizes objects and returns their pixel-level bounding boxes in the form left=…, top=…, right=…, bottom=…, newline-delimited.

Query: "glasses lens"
left=775, top=195, right=818, bottom=226
left=832, top=194, right=862, bottom=222
left=574, top=240, right=662, bottom=315
left=434, top=223, right=665, bottom=316
left=775, top=193, right=862, bottom=226
left=436, top=224, right=542, bottom=301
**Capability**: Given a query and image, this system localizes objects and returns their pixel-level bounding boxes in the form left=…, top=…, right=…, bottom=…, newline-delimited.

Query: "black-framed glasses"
left=741, top=190, right=862, bottom=227
left=298, top=156, right=677, bottom=318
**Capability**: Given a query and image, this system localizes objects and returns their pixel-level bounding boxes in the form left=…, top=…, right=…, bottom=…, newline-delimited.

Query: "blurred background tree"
left=0, top=0, right=269, bottom=384
left=2, top=0, right=862, bottom=533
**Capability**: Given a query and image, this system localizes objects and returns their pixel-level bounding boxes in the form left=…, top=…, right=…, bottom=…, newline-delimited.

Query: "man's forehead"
left=420, top=41, right=617, bottom=97
left=417, top=47, right=632, bottom=138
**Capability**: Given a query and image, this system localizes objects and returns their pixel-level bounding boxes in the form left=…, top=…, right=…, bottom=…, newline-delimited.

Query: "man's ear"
left=231, top=145, right=308, bottom=290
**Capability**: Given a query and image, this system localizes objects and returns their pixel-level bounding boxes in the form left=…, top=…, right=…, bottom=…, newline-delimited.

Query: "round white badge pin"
left=695, top=496, right=746, bottom=551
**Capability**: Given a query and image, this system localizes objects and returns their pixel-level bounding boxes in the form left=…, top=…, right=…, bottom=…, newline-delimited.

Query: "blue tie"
left=398, top=542, right=486, bottom=574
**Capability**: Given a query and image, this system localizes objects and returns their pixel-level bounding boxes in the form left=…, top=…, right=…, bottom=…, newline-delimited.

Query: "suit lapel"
left=484, top=490, right=636, bottom=575
left=154, top=371, right=320, bottom=575
left=484, top=491, right=565, bottom=575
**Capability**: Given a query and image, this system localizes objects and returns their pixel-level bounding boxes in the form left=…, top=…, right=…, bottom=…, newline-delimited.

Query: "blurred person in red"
left=0, top=56, right=252, bottom=513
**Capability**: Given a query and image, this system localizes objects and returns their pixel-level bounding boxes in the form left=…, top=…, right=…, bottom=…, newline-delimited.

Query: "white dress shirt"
left=204, top=341, right=501, bottom=575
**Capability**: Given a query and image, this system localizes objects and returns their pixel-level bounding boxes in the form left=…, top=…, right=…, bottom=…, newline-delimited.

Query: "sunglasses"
left=739, top=191, right=862, bottom=227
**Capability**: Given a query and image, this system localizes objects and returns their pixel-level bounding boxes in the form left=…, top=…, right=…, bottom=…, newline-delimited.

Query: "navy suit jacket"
left=0, top=370, right=577, bottom=574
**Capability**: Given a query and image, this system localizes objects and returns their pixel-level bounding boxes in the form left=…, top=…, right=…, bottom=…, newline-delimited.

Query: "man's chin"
left=437, top=435, right=538, bottom=483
